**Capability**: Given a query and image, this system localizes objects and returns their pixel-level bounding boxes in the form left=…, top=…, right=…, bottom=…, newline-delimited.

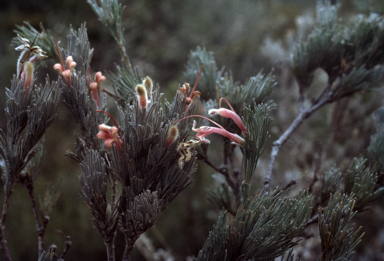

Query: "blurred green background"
left=1, top=0, right=384, bottom=260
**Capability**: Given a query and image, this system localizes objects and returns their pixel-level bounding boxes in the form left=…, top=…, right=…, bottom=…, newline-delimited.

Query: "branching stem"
left=264, top=90, right=333, bottom=190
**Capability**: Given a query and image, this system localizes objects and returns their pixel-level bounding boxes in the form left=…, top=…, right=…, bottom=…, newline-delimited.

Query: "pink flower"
left=192, top=120, right=245, bottom=146
left=208, top=108, right=247, bottom=133
left=97, top=124, right=122, bottom=150
left=53, top=56, right=76, bottom=88
left=89, top=71, right=106, bottom=108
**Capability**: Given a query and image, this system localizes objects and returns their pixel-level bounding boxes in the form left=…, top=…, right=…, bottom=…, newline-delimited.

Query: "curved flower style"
left=208, top=108, right=247, bottom=133
left=192, top=120, right=245, bottom=146
left=96, top=124, right=122, bottom=150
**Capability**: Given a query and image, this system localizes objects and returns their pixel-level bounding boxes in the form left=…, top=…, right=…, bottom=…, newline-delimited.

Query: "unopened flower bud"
left=24, top=61, right=34, bottom=92
left=143, top=76, right=153, bottom=99
left=166, top=125, right=179, bottom=148
left=136, top=84, right=148, bottom=109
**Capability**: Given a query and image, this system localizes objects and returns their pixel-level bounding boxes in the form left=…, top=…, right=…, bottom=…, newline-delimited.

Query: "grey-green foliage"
left=184, top=46, right=219, bottom=101
left=321, top=166, right=342, bottom=205
left=185, top=46, right=276, bottom=134
left=38, top=249, right=54, bottom=261
left=196, top=190, right=312, bottom=261
left=241, top=102, right=273, bottom=198
left=88, top=0, right=143, bottom=102
left=107, top=64, right=142, bottom=101
left=206, top=174, right=238, bottom=215
left=367, top=108, right=384, bottom=174
left=185, top=47, right=275, bottom=107
left=0, top=75, right=61, bottom=195
left=343, top=158, right=384, bottom=211
left=292, top=0, right=384, bottom=100
left=87, top=0, right=128, bottom=63
left=57, top=24, right=108, bottom=151
left=214, top=72, right=276, bottom=135
left=39, top=182, right=61, bottom=218
left=318, top=192, right=364, bottom=261
left=79, top=149, right=118, bottom=245
left=107, top=87, right=198, bottom=250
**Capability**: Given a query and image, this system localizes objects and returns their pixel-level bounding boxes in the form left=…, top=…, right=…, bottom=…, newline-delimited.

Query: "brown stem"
left=0, top=186, right=13, bottom=261
left=0, top=225, right=11, bottom=261
left=277, top=180, right=297, bottom=192
left=105, top=239, right=116, bottom=261
left=1, top=189, right=12, bottom=226
left=56, top=231, right=72, bottom=261
left=122, top=244, right=132, bottom=261
left=306, top=214, right=319, bottom=226
left=224, top=139, right=242, bottom=205
left=197, top=153, right=239, bottom=200
left=26, top=180, right=46, bottom=258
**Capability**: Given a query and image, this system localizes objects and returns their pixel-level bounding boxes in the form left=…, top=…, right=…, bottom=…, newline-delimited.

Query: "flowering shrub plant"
left=1, top=0, right=384, bottom=260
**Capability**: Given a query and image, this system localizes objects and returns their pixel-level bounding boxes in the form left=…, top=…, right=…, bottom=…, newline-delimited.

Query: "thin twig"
left=25, top=176, right=47, bottom=258
left=0, top=186, right=13, bottom=261
left=56, top=230, right=72, bottom=261
left=0, top=225, right=11, bottom=261
left=277, top=180, right=297, bottom=192
left=264, top=93, right=332, bottom=191
left=197, top=153, right=239, bottom=200
left=306, top=214, right=319, bottom=226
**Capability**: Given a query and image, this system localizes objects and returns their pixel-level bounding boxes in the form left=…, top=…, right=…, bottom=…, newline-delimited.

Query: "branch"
left=306, top=214, right=319, bottom=226
left=25, top=175, right=48, bottom=258
left=0, top=187, right=13, bottom=261
left=277, top=180, right=297, bottom=193
left=197, top=153, right=241, bottom=204
left=264, top=90, right=332, bottom=191
left=0, top=226, right=11, bottom=261
left=56, top=230, right=72, bottom=261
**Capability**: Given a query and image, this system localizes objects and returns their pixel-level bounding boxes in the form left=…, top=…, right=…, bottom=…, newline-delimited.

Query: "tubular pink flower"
left=53, top=56, right=76, bottom=88
left=53, top=39, right=76, bottom=88
left=89, top=71, right=106, bottom=108
left=192, top=120, right=245, bottom=146
left=97, top=124, right=122, bottom=150
left=208, top=108, right=247, bottom=133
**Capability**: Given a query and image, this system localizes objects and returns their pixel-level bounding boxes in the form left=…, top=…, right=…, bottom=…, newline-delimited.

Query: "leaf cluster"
left=292, top=0, right=384, bottom=100
left=185, top=46, right=276, bottom=134
left=0, top=76, right=61, bottom=195
left=318, top=192, right=364, bottom=261
left=196, top=190, right=312, bottom=261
